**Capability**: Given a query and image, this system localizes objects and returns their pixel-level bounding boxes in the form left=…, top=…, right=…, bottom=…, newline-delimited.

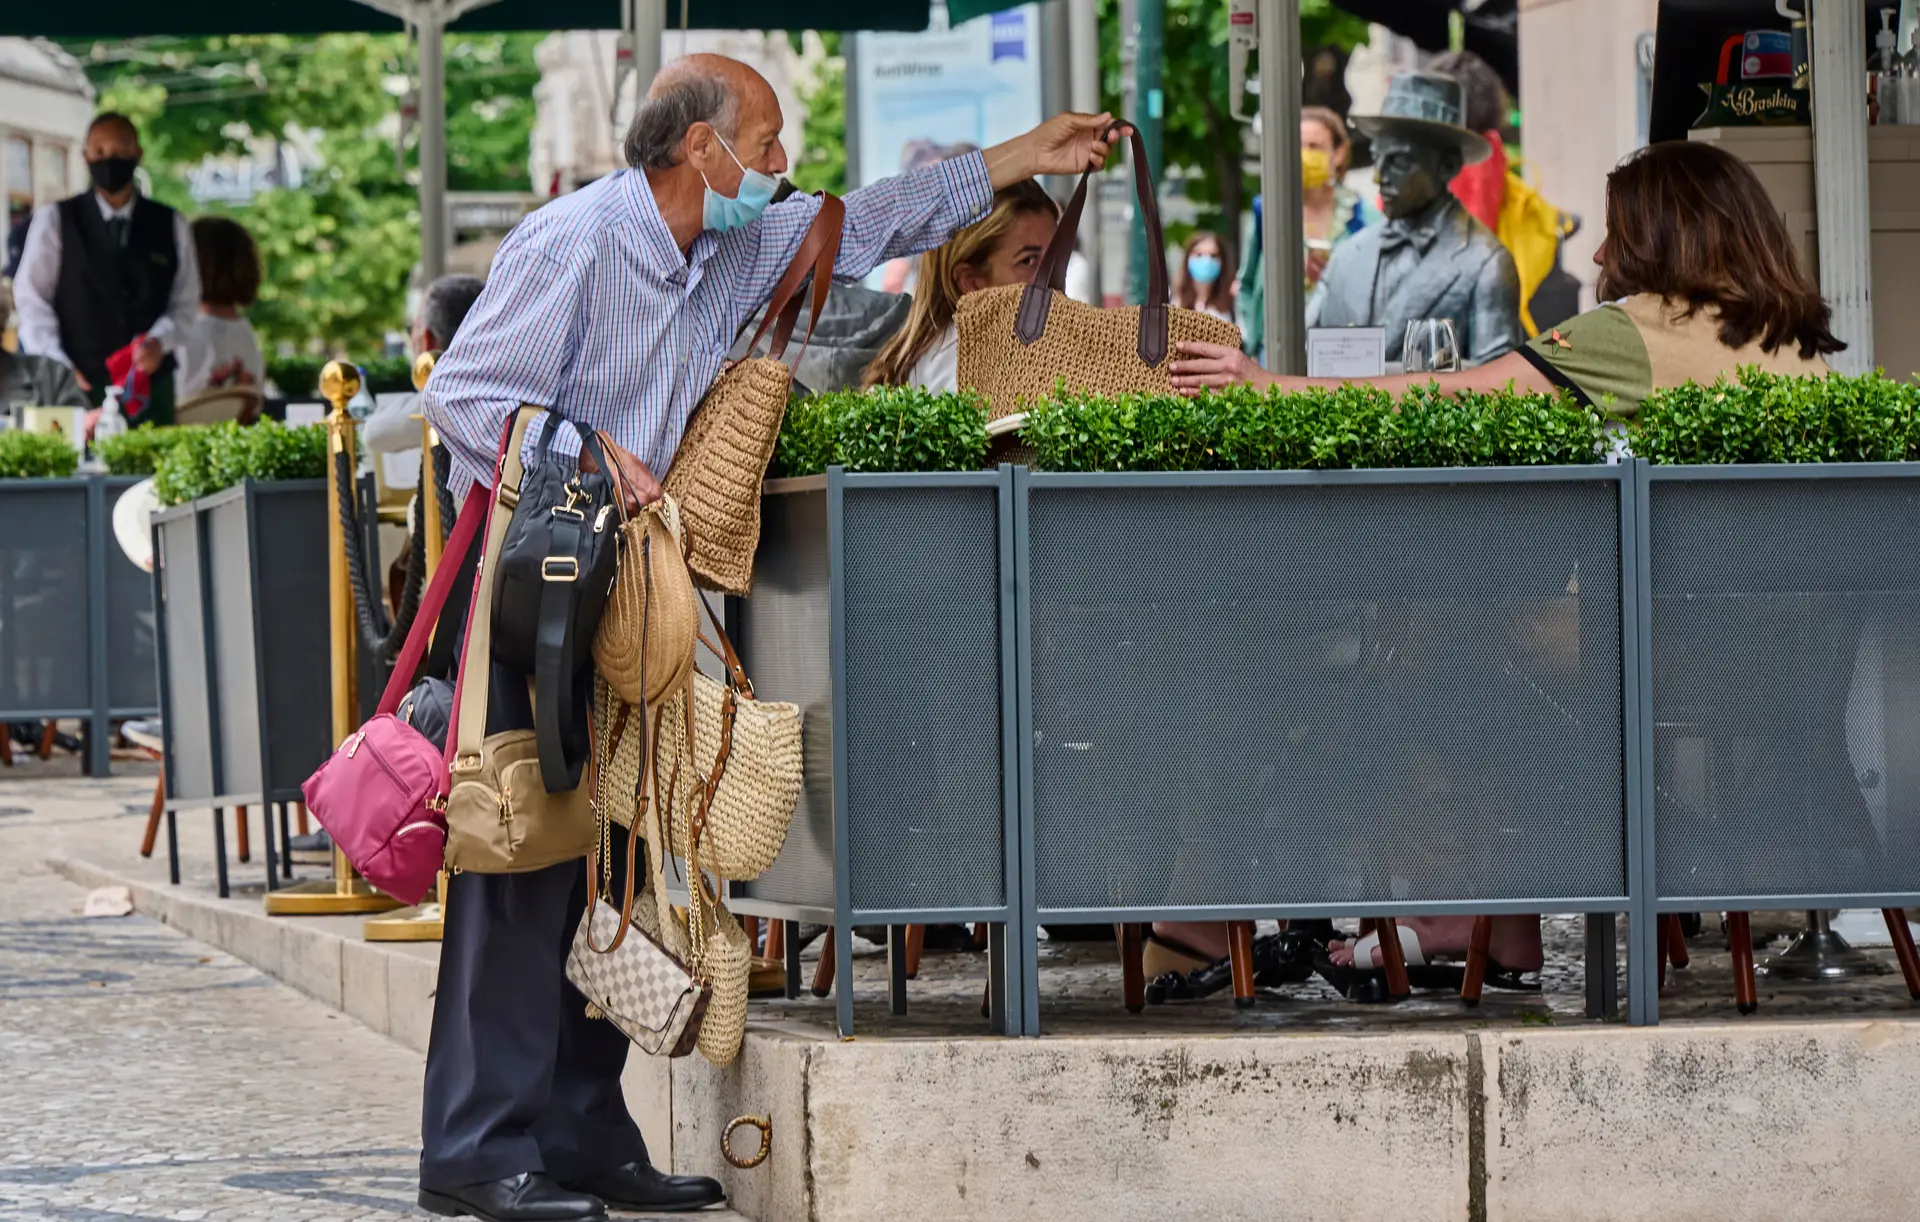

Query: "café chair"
left=174, top=385, right=264, bottom=426
left=1660, top=910, right=1920, bottom=1014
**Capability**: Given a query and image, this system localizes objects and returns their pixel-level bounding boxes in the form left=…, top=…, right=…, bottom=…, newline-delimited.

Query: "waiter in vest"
left=14, top=112, right=200, bottom=422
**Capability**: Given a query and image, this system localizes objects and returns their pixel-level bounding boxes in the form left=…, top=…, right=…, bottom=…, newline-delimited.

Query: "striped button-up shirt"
left=423, top=154, right=994, bottom=499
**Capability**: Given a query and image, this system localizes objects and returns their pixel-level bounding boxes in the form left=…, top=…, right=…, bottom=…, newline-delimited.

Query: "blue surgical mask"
left=1187, top=253, right=1223, bottom=285
left=701, top=132, right=778, bottom=233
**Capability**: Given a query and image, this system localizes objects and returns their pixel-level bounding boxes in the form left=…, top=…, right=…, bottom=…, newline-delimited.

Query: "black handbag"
left=493, top=411, right=622, bottom=792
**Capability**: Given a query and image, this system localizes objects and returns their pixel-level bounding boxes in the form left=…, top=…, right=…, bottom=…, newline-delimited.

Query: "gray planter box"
left=730, top=468, right=1022, bottom=1035
left=1634, top=461, right=1920, bottom=1019
left=0, top=475, right=157, bottom=774
left=153, top=478, right=329, bottom=895
left=1015, top=466, right=1637, bottom=1033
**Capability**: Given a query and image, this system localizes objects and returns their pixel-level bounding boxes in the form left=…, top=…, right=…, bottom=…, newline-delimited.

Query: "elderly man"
left=419, top=55, right=1121, bottom=1222
left=14, top=113, right=199, bottom=415
left=361, top=274, right=487, bottom=460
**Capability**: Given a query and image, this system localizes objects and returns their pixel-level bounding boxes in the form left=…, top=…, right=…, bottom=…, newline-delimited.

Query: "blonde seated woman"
left=862, top=179, right=1059, bottom=391
left=1166, top=138, right=1841, bottom=1000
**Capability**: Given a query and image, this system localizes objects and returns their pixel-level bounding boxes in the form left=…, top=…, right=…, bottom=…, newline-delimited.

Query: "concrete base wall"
left=54, top=855, right=1920, bottom=1222
left=676, top=1022, right=1920, bottom=1222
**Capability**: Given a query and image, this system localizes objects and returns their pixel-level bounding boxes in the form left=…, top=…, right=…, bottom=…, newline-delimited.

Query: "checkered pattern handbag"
left=567, top=895, right=708, bottom=1058
left=565, top=566, right=709, bottom=1059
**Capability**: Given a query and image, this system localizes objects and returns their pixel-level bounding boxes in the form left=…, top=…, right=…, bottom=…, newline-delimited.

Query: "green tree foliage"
left=788, top=32, right=847, bottom=196
left=1097, top=0, right=1369, bottom=266
left=61, top=33, right=542, bottom=355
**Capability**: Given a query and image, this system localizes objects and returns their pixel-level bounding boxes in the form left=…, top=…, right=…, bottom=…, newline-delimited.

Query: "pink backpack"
left=300, top=424, right=503, bottom=904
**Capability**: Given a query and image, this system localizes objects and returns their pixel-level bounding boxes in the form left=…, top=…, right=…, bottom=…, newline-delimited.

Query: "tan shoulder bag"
left=444, top=405, right=597, bottom=874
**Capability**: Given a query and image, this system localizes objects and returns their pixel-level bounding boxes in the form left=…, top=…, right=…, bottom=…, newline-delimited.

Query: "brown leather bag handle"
left=745, top=193, right=847, bottom=364
left=1015, top=120, right=1169, bottom=367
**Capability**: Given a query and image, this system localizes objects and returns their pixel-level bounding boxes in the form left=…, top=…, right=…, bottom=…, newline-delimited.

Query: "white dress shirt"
left=13, top=191, right=202, bottom=371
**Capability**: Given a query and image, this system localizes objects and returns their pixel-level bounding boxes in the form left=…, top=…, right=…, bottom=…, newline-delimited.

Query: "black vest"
left=53, top=192, right=179, bottom=390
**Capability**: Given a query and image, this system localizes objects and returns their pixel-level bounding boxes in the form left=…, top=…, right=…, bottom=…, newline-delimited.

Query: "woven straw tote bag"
left=653, top=594, right=802, bottom=883
left=664, top=194, right=846, bottom=595
left=594, top=494, right=698, bottom=708
left=955, top=121, right=1241, bottom=423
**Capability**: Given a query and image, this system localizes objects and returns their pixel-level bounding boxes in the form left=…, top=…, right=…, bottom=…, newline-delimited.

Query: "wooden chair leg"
left=1228, top=920, right=1257, bottom=1008
left=972, top=921, right=989, bottom=950
left=765, top=919, right=785, bottom=962
left=139, top=768, right=166, bottom=858
left=1120, top=923, right=1146, bottom=1014
left=742, top=915, right=760, bottom=954
left=1375, top=917, right=1412, bottom=999
left=0, top=729, right=12, bottom=766
left=1663, top=914, right=1691, bottom=969
left=1883, top=909, right=1920, bottom=1000
left=1727, top=912, right=1757, bottom=1014
left=295, top=802, right=310, bottom=836
left=1658, top=915, right=1670, bottom=991
left=810, top=928, right=836, bottom=998
left=234, top=805, right=251, bottom=864
left=1460, top=916, right=1494, bottom=1006
left=904, top=924, right=926, bottom=979
left=37, top=721, right=57, bottom=760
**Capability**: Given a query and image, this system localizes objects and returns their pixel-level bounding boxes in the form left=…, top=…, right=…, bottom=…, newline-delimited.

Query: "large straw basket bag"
left=593, top=494, right=697, bottom=708
left=956, top=121, right=1241, bottom=422
left=654, top=596, right=802, bottom=883
left=663, top=194, right=846, bottom=595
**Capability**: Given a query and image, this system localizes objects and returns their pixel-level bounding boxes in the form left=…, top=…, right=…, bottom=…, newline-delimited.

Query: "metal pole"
left=632, top=0, right=664, bottom=90
left=1068, top=0, right=1103, bottom=300
left=1128, top=0, right=1163, bottom=306
left=418, top=4, right=449, bottom=283
left=1258, top=0, right=1305, bottom=374
left=1810, top=0, right=1873, bottom=375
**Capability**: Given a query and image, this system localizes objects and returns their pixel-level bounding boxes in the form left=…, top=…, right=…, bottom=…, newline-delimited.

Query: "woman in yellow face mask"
left=1299, top=105, right=1383, bottom=288
left=1235, top=107, right=1384, bottom=358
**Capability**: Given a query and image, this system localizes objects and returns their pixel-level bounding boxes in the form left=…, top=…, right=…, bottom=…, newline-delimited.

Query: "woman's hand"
left=1169, top=340, right=1272, bottom=397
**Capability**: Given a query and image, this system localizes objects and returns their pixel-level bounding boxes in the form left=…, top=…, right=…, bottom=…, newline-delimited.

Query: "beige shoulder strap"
left=453, top=405, right=541, bottom=772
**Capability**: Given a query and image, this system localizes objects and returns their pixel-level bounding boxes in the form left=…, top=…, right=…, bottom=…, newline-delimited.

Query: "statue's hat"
left=1351, top=70, right=1493, bottom=165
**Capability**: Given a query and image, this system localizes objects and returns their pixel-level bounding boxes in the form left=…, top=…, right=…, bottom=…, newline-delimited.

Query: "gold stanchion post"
left=266, top=360, right=402, bottom=917
left=366, top=351, right=450, bottom=942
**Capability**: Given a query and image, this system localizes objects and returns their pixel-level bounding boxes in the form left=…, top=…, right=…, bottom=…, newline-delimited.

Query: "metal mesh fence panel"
left=736, top=488, right=837, bottom=911
left=1026, top=476, right=1628, bottom=912
left=841, top=484, right=1005, bottom=913
left=0, top=484, right=91, bottom=715
left=1649, top=473, right=1920, bottom=900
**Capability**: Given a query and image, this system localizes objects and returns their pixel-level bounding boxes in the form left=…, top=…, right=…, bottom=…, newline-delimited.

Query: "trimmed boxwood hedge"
left=1025, top=383, right=1606, bottom=472
left=775, top=386, right=989, bottom=477
left=153, top=419, right=329, bottom=506
left=0, top=431, right=81, bottom=479
left=1632, top=367, right=1920, bottom=465
left=767, top=370, right=1920, bottom=476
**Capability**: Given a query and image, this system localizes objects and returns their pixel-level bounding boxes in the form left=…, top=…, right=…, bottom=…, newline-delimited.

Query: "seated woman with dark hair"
left=1167, top=138, right=1841, bottom=991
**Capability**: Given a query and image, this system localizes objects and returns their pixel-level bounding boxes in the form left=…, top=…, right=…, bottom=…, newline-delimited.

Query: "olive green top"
left=1517, top=292, right=1831, bottom=415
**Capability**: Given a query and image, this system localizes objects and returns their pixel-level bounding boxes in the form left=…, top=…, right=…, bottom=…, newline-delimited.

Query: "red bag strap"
left=373, top=481, right=488, bottom=718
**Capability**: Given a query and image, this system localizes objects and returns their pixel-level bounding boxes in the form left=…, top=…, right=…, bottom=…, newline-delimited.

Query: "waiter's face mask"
left=88, top=157, right=139, bottom=194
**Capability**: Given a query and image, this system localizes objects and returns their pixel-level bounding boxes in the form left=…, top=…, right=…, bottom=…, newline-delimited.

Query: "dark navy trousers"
left=416, top=503, right=647, bottom=1190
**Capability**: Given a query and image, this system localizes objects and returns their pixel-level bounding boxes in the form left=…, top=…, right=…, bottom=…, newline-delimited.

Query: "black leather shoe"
left=563, top=1161, right=725, bottom=1213
left=419, top=1172, right=607, bottom=1221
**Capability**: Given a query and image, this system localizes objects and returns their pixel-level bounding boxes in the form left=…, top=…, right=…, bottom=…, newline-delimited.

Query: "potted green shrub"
left=151, top=419, right=331, bottom=896
left=0, top=430, right=159, bottom=774
left=1630, top=369, right=1920, bottom=967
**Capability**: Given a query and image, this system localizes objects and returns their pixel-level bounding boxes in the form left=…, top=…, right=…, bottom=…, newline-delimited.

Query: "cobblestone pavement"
left=0, top=760, right=736, bottom=1222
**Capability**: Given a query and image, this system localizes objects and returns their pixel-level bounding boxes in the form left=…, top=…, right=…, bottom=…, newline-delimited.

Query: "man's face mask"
left=89, top=156, right=139, bottom=194
left=701, top=132, right=777, bottom=233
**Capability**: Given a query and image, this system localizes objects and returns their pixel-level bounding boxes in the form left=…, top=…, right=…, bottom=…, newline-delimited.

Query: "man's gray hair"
left=624, top=70, right=738, bottom=171
left=421, top=274, right=485, bottom=348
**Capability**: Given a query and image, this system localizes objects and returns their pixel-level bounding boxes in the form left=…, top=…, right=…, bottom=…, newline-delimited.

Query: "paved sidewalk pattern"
left=0, top=768, right=735, bottom=1222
